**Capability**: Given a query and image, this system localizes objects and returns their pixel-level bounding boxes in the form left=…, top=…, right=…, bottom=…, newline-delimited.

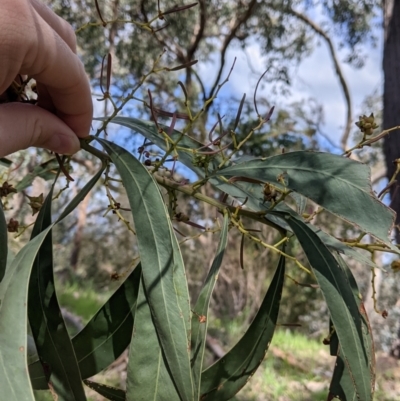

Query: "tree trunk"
left=383, top=0, right=400, bottom=242
left=383, top=0, right=400, bottom=358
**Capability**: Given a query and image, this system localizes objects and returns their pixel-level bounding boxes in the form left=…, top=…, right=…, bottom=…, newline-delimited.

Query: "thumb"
left=0, top=103, right=81, bottom=157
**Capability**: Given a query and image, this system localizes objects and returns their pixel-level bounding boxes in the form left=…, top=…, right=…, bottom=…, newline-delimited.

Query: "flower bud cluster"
left=355, top=113, right=378, bottom=137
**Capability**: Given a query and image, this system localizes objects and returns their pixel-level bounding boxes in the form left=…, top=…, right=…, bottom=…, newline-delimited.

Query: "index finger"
left=22, top=6, right=93, bottom=138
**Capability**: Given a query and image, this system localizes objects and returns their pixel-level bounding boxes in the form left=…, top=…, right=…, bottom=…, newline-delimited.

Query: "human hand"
left=0, top=0, right=93, bottom=157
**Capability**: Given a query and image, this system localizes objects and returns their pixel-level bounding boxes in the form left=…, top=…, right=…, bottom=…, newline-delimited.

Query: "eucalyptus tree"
left=46, top=0, right=377, bottom=143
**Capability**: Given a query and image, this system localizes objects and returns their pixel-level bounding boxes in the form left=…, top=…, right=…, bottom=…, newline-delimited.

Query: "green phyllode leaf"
left=283, top=214, right=373, bottom=401
left=191, top=212, right=229, bottom=396
left=96, top=138, right=194, bottom=401
left=0, top=166, right=104, bottom=400
left=84, top=380, right=125, bottom=401
left=73, top=264, right=141, bottom=379
left=126, top=276, right=181, bottom=401
left=29, top=264, right=141, bottom=390
left=28, top=188, right=87, bottom=400
left=0, top=200, right=7, bottom=283
left=219, top=151, right=394, bottom=244
left=0, top=226, right=53, bottom=401
left=200, top=254, right=285, bottom=400
left=327, top=253, right=375, bottom=401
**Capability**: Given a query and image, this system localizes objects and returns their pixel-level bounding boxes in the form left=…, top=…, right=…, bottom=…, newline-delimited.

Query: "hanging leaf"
left=28, top=188, right=87, bottom=400
left=283, top=214, right=372, bottom=401
left=30, top=264, right=141, bottom=389
left=126, top=276, right=181, bottom=401
left=191, top=212, right=229, bottom=396
left=95, top=139, right=194, bottom=401
left=328, top=253, right=375, bottom=401
left=200, top=254, right=285, bottom=400
left=84, top=380, right=125, bottom=401
left=0, top=167, right=104, bottom=399
left=0, top=226, right=52, bottom=401
left=218, top=151, right=394, bottom=243
left=73, top=264, right=141, bottom=378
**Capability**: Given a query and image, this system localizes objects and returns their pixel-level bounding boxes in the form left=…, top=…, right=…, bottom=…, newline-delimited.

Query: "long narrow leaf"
left=0, top=227, right=52, bottom=401
left=30, top=264, right=141, bottom=389
left=191, top=212, right=229, bottom=396
left=328, top=254, right=375, bottom=401
left=96, top=139, right=194, bottom=401
left=200, top=254, right=285, bottom=400
left=218, top=152, right=394, bottom=243
left=73, top=264, right=141, bottom=378
left=0, top=167, right=104, bottom=399
left=28, top=189, right=87, bottom=401
left=84, top=380, right=125, bottom=401
left=283, top=214, right=372, bottom=401
left=127, top=276, right=181, bottom=401
left=0, top=200, right=7, bottom=282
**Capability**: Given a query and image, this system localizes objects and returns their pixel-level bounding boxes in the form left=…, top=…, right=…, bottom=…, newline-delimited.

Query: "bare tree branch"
left=208, top=0, right=258, bottom=102
left=187, top=0, right=207, bottom=61
left=139, top=0, right=149, bottom=23
left=185, top=0, right=207, bottom=90
left=288, top=8, right=353, bottom=151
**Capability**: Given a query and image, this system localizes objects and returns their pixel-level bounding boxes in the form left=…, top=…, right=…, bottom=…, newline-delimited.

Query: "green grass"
left=56, top=281, right=109, bottom=323
left=234, top=329, right=332, bottom=401
left=271, top=329, right=323, bottom=354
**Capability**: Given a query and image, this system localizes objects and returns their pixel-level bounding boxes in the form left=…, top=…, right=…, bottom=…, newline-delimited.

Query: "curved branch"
left=187, top=0, right=207, bottom=61
left=208, top=0, right=258, bottom=102
left=184, top=0, right=207, bottom=91
left=288, top=8, right=353, bottom=150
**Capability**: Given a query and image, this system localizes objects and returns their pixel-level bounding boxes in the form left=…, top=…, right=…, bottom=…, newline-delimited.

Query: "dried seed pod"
left=27, top=193, right=44, bottom=215
left=263, top=183, right=278, bottom=202
left=7, top=218, right=19, bottom=233
left=0, top=182, right=17, bottom=197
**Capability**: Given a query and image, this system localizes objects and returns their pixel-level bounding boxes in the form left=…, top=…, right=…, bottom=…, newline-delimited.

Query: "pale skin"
left=0, top=0, right=93, bottom=157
